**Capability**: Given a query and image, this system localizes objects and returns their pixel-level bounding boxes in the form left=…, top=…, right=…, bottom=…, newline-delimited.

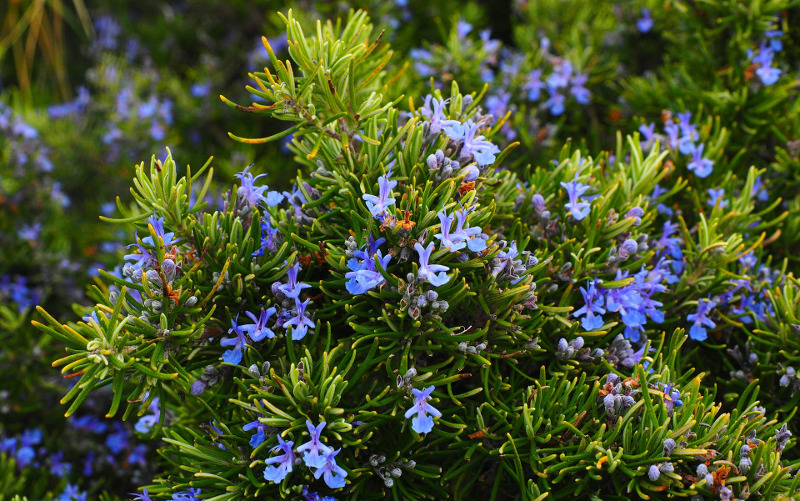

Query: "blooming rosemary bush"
left=2, top=2, right=800, bottom=500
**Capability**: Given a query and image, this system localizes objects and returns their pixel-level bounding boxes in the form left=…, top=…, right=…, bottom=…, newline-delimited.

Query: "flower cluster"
left=639, top=111, right=714, bottom=178
left=260, top=421, right=347, bottom=490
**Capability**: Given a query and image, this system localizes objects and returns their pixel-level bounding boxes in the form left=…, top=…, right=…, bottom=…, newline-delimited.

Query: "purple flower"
left=346, top=237, right=391, bottom=294
left=660, top=383, right=683, bottom=414
left=414, top=242, right=451, bottom=287
left=687, top=298, right=716, bottom=341
left=141, top=212, right=175, bottom=248
left=252, top=216, right=279, bottom=257
left=637, top=8, right=653, bottom=33
left=663, top=119, right=680, bottom=150
left=240, top=307, right=277, bottom=342
left=263, top=434, right=295, bottom=483
left=235, top=166, right=284, bottom=207
left=655, top=220, right=683, bottom=260
left=561, top=174, right=591, bottom=221
left=296, top=421, right=333, bottom=468
left=284, top=298, right=315, bottom=340
left=314, top=448, right=348, bottom=489
left=221, top=316, right=248, bottom=365
left=302, top=487, right=337, bottom=501
left=362, top=170, right=397, bottom=220
left=453, top=208, right=486, bottom=252
left=573, top=279, right=605, bottom=331
left=459, top=122, right=501, bottom=167
left=404, top=386, right=442, bottom=434
left=420, top=95, right=450, bottom=137
left=434, top=208, right=466, bottom=252
left=277, top=263, right=312, bottom=299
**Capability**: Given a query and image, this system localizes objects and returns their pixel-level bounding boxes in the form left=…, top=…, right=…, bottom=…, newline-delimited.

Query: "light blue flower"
left=404, top=386, right=442, bottom=434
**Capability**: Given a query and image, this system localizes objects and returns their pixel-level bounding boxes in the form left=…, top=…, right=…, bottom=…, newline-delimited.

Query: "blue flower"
left=171, top=488, right=201, bottom=501
left=106, top=422, right=130, bottom=454
left=453, top=208, right=486, bottom=252
left=660, top=383, right=683, bottom=414
left=130, top=488, right=153, bottom=501
left=142, top=212, right=176, bottom=247
left=345, top=237, right=391, bottom=294
left=240, top=306, right=277, bottom=342
left=545, top=90, right=565, bottom=116
left=434, top=207, right=466, bottom=252
left=263, top=434, right=295, bottom=483
left=362, top=170, right=397, bottom=220
left=252, top=215, right=279, bottom=257
left=561, top=174, right=591, bottom=221
left=404, top=386, right=442, bottom=434
left=243, top=415, right=269, bottom=448
left=687, top=298, right=716, bottom=341
left=235, top=165, right=284, bottom=208
left=460, top=122, right=501, bottom=167
left=573, top=279, right=605, bottom=331
left=548, top=60, right=572, bottom=89
left=314, top=448, right=348, bottom=489
left=765, top=29, right=783, bottom=52
left=571, top=72, right=590, bottom=105
left=277, top=263, right=312, bottom=299
left=524, top=69, right=544, bottom=101
left=57, top=484, right=87, bottom=501
left=221, top=316, right=248, bottom=365
left=124, top=235, right=156, bottom=270
left=686, top=143, right=713, bottom=178
left=128, top=444, right=148, bottom=467
left=49, top=451, right=71, bottom=477
left=419, top=95, right=450, bottom=137
left=414, top=242, right=451, bottom=287
left=751, top=43, right=781, bottom=85
left=636, top=8, right=653, bottom=33
left=284, top=298, right=316, bottom=340
left=71, top=415, right=108, bottom=434
left=296, top=420, right=333, bottom=468
left=135, top=397, right=160, bottom=434
left=655, top=221, right=683, bottom=260
left=302, top=486, right=337, bottom=501
left=638, top=122, right=655, bottom=151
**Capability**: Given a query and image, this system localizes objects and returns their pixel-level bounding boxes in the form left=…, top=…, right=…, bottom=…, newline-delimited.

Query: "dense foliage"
left=2, top=1, right=800, bottom=500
